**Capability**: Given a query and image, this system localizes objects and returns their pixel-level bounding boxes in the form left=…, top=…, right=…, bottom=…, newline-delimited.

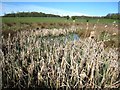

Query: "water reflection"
left=39, top=33, right=80, bottom=44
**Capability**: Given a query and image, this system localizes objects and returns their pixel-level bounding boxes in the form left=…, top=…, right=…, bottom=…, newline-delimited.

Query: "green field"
left=2, top=17, right=71, bottom=23
left=2, top=17, right=118, bottom=24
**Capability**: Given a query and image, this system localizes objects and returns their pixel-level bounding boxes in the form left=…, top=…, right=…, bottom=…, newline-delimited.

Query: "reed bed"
left=1, top=26, right=120, bottom=89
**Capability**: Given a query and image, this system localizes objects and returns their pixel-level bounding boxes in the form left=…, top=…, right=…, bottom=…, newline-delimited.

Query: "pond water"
left=64, top=33, right=79, bottom=43
left=40, top=33, right=80, bottom=43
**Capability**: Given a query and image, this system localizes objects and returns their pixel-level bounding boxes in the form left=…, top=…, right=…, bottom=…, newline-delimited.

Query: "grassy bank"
left=2, top=17, right=118, bottom=24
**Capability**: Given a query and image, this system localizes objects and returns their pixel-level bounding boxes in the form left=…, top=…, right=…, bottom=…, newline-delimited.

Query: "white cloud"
left=1, top=3, right=89, bottom=16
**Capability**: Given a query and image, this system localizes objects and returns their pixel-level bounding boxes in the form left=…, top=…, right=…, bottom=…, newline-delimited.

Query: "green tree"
left=72, top=16, right=75, bottom=20
left=66, top=15, right=70, bottom=20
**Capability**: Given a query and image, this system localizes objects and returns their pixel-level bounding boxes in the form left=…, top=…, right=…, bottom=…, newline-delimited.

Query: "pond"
left=64, top=33, right=79, bottom=43
left=40, top=33, right=80, bottom=44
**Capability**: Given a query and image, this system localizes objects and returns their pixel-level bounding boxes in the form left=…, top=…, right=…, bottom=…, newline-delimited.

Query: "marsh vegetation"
left=1, top=16, right=120, bottom=89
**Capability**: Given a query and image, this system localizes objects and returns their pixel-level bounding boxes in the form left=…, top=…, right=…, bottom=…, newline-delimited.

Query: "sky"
left=1, top=0, right=120, bottom=2
left=1, top=2, right=118, bottom=16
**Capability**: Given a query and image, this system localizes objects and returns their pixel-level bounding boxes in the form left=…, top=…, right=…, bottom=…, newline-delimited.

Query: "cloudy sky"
left=1, top=2, right=118, bottom=16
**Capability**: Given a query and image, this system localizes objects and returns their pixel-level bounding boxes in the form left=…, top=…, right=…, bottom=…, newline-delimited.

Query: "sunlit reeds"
left=1, top=24, right=119, bottom=89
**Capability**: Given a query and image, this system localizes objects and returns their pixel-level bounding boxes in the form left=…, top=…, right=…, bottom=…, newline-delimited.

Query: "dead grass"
left=1, top=20, right=119, bottom=89
left=1, top=27, right=119, bottom=89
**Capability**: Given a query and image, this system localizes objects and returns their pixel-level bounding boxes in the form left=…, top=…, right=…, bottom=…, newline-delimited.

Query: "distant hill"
left=3, top=12, right=61, bottom=17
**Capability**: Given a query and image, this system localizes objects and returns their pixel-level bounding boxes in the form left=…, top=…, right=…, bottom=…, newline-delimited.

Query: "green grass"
left=2, top=17, right=118, bottom=24
left=2, top=17, right=72, bottom=23
left=76, top=18, right=118, bottom=24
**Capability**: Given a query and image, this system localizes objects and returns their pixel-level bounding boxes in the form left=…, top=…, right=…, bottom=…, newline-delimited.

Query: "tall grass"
left=1, top=23, right=119, bottom=89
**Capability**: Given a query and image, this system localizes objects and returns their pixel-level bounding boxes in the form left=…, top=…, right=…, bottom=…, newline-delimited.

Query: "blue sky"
left=1, top=2, right=118, bottom=16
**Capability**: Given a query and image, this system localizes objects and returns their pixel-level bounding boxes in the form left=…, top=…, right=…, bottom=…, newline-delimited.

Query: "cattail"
left=56, top=77, right=60, bottom=89
left=89, top=31, right=96, bottom=39
left=27, top=61, right=34, bottom=75
left=18, top=67, right=23, bottom=79
left=105, top=25, right=108, bottom=28
left=112, top=33, right=117, bottom=36
left=40, top=58, right=45, bottom=72
left=61, top=56, right=66, bottom=74
left=93, top=24, right=96, bottom=30
left=38, top=72, right=43, bottom=82
left=80, top=70, right=86, bottom=80
left=2, top=23, right=119, bottom=89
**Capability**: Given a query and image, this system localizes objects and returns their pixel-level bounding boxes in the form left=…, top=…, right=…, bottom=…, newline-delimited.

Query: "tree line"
left=3, top=12, right=120, bottom=20
left=3, top=12, right=60, bottom=17
left=71, top=13, right=120, bottom=20
left=105, top=13, right=120, bottom=19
